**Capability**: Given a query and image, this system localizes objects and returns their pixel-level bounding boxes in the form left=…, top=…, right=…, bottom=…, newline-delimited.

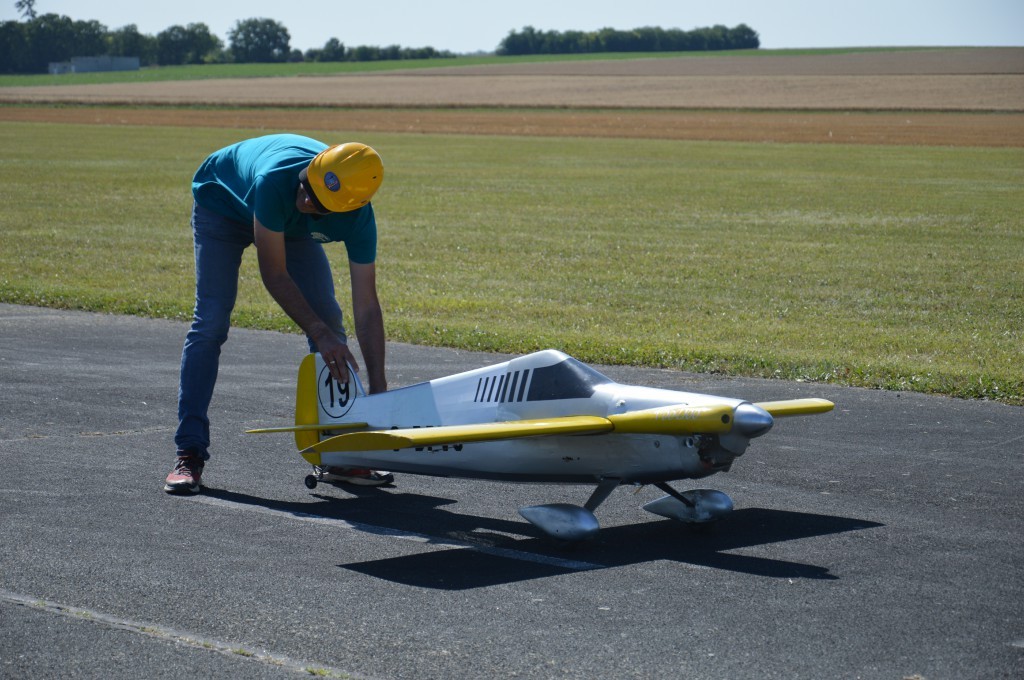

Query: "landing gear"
left=517, top=479, right=734, bottom=541
left=518, top=503, right=601, bottom=542
left=642, top=487, right=734, bottom=523
left=303, top=464, right=331, bottom=489
left=301, top=464, right=394, bottom=490
left=518, top=479, right=622, bottom=542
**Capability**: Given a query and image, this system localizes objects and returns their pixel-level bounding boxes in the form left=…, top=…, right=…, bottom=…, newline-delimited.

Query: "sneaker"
left=164, top=454, right=204, bottom=494
left=321, top=467, right=394, bottom=487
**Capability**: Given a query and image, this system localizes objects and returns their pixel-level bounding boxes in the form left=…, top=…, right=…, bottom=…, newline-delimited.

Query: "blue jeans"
left=175, top=203, right=346, bottom=458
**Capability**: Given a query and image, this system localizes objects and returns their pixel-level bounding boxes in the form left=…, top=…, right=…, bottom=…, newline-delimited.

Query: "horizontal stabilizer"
left=307, top=416, right=612, bottom=453
left=247, top=422, right=367, bottom=434
left=753, top=398, right=834, bottom=417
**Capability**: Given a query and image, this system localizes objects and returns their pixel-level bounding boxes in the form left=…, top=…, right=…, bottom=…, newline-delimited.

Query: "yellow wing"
left=257, top=399, right=831, bottom=466
left=754, top=398, right=834, bottom=417
left=306, top=416, right=613, bottom=454
left=303, top=403, right=741, bottom=458
left=606, top=403, right=736, bottom=434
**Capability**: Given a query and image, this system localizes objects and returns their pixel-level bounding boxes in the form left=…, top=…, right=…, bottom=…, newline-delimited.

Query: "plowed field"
left=2, top=48, right=1022, bottom=146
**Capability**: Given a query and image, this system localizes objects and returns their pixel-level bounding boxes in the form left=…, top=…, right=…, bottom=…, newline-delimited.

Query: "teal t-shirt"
left=191, top=134, right=377, bottom=264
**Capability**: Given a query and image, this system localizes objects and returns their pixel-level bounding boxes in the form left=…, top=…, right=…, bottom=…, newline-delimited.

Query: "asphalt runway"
left=1, top=303, right=1021, bottom=679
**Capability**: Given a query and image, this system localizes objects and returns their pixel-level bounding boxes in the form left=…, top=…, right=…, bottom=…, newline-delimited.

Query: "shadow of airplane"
left=200, top=486, right=882, bottom=591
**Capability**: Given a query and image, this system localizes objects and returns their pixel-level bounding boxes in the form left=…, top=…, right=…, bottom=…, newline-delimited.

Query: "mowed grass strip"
left=0, top=48, right=927, bottom=88
left=0, top=122, right=1020, bottom=403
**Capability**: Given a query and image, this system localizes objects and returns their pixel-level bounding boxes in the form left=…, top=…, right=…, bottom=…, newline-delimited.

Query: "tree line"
left=1, top=4, right=760, bottom=75
left=0, top=12, right=454, bottom=74
left=497, top=24, right=760, bottom=55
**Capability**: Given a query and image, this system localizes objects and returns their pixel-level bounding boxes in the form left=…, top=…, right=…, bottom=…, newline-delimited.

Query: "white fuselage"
left=312, top=350, right=749, bottom=484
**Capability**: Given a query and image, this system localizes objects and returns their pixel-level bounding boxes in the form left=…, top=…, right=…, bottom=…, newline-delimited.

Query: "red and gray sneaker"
left=322, top=467, right=394, bottom=487
left=164, top=454, right=205, bottom=494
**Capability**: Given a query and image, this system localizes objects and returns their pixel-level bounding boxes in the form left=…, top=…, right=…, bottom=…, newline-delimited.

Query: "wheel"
left=304, top=474, right=318, bottom=489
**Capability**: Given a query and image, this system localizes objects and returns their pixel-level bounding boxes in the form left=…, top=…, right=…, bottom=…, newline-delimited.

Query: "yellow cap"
left=304, top=143, right=383, bottom=213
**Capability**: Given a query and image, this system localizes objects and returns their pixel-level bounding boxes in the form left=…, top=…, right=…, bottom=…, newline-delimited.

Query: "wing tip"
left=755, top=398, right=835, bottom=417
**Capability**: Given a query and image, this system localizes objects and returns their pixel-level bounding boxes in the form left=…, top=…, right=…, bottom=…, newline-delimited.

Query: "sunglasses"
left=300, top=176, right=332, bottom=215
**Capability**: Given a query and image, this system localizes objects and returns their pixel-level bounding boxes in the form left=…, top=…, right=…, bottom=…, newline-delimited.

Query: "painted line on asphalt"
left=192, top=495, right=603, bottom=572
left=0, top=588, right=371, bottom=679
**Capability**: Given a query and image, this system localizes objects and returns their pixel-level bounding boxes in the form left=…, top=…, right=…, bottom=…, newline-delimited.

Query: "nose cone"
left=733, top=402, right=774, bottom=438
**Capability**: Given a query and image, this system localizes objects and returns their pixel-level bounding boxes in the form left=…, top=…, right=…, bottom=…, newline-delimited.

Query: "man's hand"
left=315, top=331, right=360, bottom=386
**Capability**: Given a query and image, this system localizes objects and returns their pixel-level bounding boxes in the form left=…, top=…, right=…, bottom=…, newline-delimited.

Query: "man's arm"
left=349, top=261, right=387, bottom=394
left=253, top=218, right=357, bottom=385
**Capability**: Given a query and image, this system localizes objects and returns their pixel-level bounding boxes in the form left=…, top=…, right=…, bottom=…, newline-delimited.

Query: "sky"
left=3, top=0, right=1022, bottom=54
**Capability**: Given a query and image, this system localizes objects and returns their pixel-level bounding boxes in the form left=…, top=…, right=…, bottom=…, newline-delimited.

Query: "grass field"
left=0, top=121, right=1020, bottom=403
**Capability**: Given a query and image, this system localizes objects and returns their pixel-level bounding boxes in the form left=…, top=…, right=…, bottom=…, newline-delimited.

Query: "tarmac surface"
left=1, top=303, right=1021, bottom=679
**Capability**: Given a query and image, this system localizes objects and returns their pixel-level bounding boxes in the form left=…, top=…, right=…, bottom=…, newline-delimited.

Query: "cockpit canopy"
left=526, top=357, right=614, bottom=401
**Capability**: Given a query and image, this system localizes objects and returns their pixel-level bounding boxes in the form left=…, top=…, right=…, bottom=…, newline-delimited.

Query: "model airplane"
left=249, top=350, right=834, bottom=541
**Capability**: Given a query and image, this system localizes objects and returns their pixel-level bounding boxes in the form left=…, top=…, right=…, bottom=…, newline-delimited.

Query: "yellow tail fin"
left=294, top=354, right=320, bottom=451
